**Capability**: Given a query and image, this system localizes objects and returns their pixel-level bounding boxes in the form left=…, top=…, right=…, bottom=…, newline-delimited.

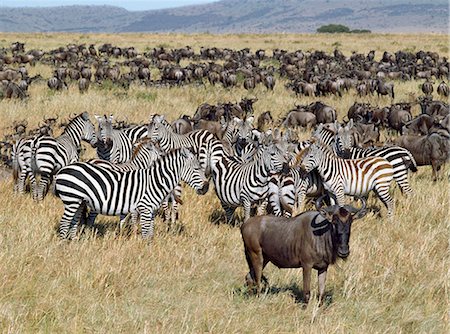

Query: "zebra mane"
left=293, top=137, right=315, bottom=166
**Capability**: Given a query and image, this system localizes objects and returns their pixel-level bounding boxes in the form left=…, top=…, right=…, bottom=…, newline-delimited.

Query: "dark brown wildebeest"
left=78, top=78, right=90, bottom=93
left=388, top=105, right=412, bottom=134
left=256, top=111, right=273, bottom=132
left=421, top=80, right=434, bottom=96
left=307, top=101, right=336, bottom=124
left=402, top=114, right=435, bottom=135
left=263, top=75, right=275, bottom=91
left=2, top=81, right=27, bottom=100
left=241, top=196, right=367, bottom=304
left=393, top=132, right=450, bottom=181
left=437, top=81, right=449, bottom=97
left=375, top=80, right=395, bottom=99
left=281, top=109, right=317, bottom=130
left=244, top=76, right=256, bottom=90
left=47, top=77, right=67, bottom=91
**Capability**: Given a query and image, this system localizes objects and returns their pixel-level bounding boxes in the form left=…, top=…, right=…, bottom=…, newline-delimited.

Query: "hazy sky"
left=0, top=0, right=217, bottom=11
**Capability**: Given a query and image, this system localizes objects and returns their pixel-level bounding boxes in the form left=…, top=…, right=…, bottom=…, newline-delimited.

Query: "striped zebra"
left=268, top=169, right=324, bottom=217
left=334, top=122, right=417, bottom=195
left=212, top=135, right=289, bottom=223
left=54, top=148, right=209, bottom=240
left=30, top=112, right=97, bottom=201
left=88, top=139, right=183, bottom=227
left=12, top=137, right=35, bottom=193
left=297, top=141, right=395, bottom=216
left=95, top=114, right=148, bottom=163
left=148, top=114, right=223, bottom=175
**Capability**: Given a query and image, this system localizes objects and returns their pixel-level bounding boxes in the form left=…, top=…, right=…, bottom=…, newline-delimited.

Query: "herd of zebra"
left=9, top=105, right=428, bottom=241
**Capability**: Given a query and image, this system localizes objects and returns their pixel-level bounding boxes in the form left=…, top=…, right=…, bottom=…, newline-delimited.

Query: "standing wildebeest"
left=375, top=80, right=395, bottom=99
left=281, top=109, right=317, bottom=130
left=421, top=80, right=434, bottom=96
left=437, top=81, right=449, bottom=97
left=241, top=196, right=367, bottom=304
left=256, top=111, right=273, bottom=132
left=393, top=133, right=450, bottom=181
left=78, top=78, right=90, bottom=93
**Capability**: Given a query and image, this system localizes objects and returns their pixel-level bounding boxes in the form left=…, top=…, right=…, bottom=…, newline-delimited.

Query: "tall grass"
left=0, top=33, right=448, bottom=333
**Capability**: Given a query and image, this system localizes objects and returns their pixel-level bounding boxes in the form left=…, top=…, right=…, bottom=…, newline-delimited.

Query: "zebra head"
left=179, top=147, right=209, bottom=195
left=95, top=114, right=113, bottom=149
left=298, top=142, right=325, bottom=173
left=80, top=112, right=98, bottom=147
left=334, top=120, right=355, bottom=157
left=260, top=135, right=289, bottom=174
left=147, top=114, right=171, bottom=144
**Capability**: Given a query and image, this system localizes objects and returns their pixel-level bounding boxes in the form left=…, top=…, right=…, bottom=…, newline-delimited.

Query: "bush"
left=317, top=24, right=350, bottom=33
left=316, top=24, right=371, bottom=34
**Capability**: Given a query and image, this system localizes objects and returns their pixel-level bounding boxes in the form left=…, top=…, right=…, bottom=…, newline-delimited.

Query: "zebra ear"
left=94, top=114, right=101, bottom=122
left=81, top=111, right=89, bottom=120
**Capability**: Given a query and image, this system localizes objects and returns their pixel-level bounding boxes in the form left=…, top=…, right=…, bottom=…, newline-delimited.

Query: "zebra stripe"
left=298, top=141, right=395, bottom=216
left=30, top=112, right=97, bottom=200
left=54, top=148, right=209, bottom=240
left=148, top=114, right=223, bottom=175
left=12, top=137, right=35, bottom=193
left=268, top=169, right=324, bottom=217
left=212, top=139, right=288, bottom=223
left=95, top=115, right=148, bottom=163
left=334, top=123, right=417, bottom=195
left=89, top=140, right=183, bottom=227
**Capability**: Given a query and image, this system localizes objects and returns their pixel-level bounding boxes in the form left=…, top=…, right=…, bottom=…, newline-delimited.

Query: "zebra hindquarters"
left=373, top=172, right=395, bottom=217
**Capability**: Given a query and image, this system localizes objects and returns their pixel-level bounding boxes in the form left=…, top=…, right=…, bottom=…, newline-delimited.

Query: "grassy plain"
left=0, top=33, right=448, bottom=333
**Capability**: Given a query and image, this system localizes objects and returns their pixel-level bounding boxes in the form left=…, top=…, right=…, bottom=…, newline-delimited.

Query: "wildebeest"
left=281, top=109, right=317, bottom=130
left=241, top=196, right=367, bottom=304
left=421, top=80, right=434, bottom=96
left=402, top=114, right=435, bottom=135
left=437, top=81, right=449, bottom=97
left=256, top=111, right=273, bottom=132
left=388, top=105, right=412, bottom=134
left=307, top=101, right=336, bottom=124
left=78, top=78, right=90, bottom=93
left=375, top=80, right=395, bottom=99
left=393, top=132, right=450, bottom=181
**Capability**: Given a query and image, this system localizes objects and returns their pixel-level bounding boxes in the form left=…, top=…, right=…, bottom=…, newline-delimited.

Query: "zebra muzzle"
left=196, top=181, right=209, bottom=195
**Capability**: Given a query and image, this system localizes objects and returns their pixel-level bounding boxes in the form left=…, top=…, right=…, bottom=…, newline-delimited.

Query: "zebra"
left=212, top=135, right=289, bottom=223
left=30, top=112, right=97, bottom=201
left=88, top=139, right=183, bottom=228
left=12, top=137, right=35, bottom=193
left=148, top=114, right=223, bottom=175
left=334, top=121, right=417, bottom=195
left=54, top=148, right=209, bottom=240
left=297, top=141, right=395, bottom=216
left=95, top=114, right=148, bottom=163
left=268, top=168, right=324, bottom=217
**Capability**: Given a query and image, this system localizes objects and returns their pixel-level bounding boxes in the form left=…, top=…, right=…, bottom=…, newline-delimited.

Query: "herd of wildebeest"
left=0, top=40, right=449, bottom=304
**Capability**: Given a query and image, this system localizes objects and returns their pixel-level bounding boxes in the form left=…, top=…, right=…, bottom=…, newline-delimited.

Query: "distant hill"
left=0, top=0, right=447, bottom=33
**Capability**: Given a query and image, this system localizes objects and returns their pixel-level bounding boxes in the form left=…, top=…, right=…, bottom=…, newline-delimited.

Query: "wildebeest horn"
left=344, top=196, right=367, bottom=219
left=315, top=194, right=328, bottom=211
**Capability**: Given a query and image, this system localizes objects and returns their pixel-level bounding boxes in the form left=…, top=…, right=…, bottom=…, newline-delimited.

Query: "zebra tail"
left=30, top=140, right=39, bottom=176
left=402, top=153, right=418, bottom=173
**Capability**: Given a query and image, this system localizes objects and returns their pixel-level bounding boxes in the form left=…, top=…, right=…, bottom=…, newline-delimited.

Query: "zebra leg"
left=394, top=170, right=413, bottom=196
left=119, top=214, right=130, bottom=229
left=68, top=205, right=85, bottom=240
left=256, top=199, right=268, bottom=216
left=374, top=184, right=395, bottom=217
left=243, top=199, right=252, bottom=222
left=268, top=180, right=283, bottom=216
left=222, top=203, right=236, bottom=224
left=17, top=169, right=28, bottom=193
left=140, top=210, right=155, bottom=241
left=37, top=174, right=52, bottom=201
left=59, top=201, right=83, bottom=239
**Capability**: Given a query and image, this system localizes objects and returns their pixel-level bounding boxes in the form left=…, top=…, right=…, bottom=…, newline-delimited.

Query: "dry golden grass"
left=0, top=33, right=448, bottom=333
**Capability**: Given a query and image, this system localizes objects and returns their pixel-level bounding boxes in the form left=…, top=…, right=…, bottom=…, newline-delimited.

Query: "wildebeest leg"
left=302, top=265, right=312, bottom=303
left=374, top=184, right=394, bottom=217
left=59, top=201, right=82, bottom=239
left=318, top=268, right=327, bottom=305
